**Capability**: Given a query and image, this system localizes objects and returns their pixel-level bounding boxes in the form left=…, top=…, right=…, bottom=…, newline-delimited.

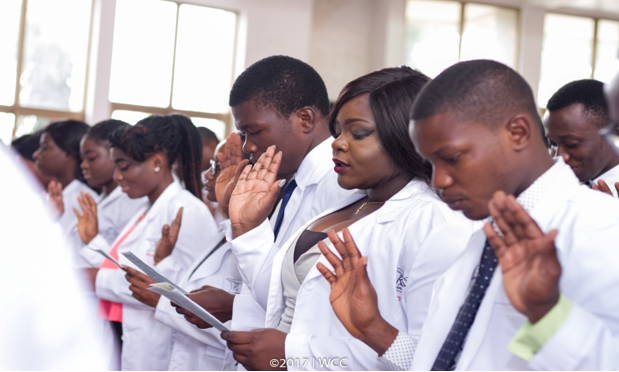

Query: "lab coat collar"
left=292, top=137, right=335, bottom=192
left=593, top=162, right=619, bottom=184
left=142, top=181, right=183, bottom=224
left=62, top=179, right=97, bottom=200
left=97, top=185, right=124, bottom=209
left=375, top=179, right=435, bottom=223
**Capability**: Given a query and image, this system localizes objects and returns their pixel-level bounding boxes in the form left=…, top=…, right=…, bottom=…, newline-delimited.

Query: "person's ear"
left=151, top=153, right=166, bottom=174
left=505, top=114, right=532, bottom=151
left=295, top=107, right=317, bottom=134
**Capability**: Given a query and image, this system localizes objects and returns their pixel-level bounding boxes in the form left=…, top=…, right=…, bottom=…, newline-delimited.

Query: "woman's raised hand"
left=73, top=191, right=99, bottom=244
left=154, top=207, right=183, bottom=265
left=229, top=145, right=283, bottom=239
left=47, top=180, right=64, bottom=217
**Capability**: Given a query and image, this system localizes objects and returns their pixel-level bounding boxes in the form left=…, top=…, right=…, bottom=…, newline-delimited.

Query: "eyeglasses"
left=209, top=159, right=220, bottom=176
left=600, top=122, right=619, bottom=155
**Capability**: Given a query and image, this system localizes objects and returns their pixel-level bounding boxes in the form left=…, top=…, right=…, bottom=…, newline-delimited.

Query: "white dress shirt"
left=227, top=137, right=356, bottom=327
left=593, top=163, right=619, bottom=197
left=408, top=158, right=619, bottom=370
left=78, top=186, right=148, bottom=267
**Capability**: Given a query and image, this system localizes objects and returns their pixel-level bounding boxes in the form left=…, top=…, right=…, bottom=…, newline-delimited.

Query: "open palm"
left=73, top=191, right=99, bottom=244
left=316, top=228, right=382, bottom=340
left=229, top=145, right=283, bottom=239
left=484, top=191, right=561, bottom=323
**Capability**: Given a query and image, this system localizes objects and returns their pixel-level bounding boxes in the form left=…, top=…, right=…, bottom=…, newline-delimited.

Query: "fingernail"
left=279, top=180, right=286, bottom=188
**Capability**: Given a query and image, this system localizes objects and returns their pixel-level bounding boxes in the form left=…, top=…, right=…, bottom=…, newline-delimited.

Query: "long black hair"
left=87, top=119, right=130, bottom=143
left=43, top=120, right=90, bottom=182
left=329, top=66, right=433, bottom=184
left=108, top=115, right=203, bottom=198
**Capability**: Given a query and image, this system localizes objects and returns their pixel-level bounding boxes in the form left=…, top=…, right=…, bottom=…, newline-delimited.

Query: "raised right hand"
left=228, top=145, right=283, bottom=239
left=73, top=191, right=99, bottom=244
left=154, top=207, right=183, bottom=265
left=316, top=228, right=398, bottom=355
left=47, top=180, right=64, bottom=217
left=215, top=133, right=249, bottom=214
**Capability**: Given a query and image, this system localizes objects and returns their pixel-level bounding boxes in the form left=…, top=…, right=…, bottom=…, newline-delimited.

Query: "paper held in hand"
left=121, top=252, right=188, bottom=295
left=149, top=283, right=230, bottom=332
left=92, top=248, right=121, bottom=267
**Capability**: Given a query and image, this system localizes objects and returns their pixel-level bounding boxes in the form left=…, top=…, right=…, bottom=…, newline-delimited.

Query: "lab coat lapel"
left=413, top=229, right=487, bottom=370
left=184, top=233, right=227, bottom=287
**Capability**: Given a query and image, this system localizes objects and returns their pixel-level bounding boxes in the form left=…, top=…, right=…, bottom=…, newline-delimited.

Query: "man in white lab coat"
left=319, top=59, right=619, bottom=370
left=175, top=56, right=354, bottom=344
left=543, top=79, right=619, bottom=195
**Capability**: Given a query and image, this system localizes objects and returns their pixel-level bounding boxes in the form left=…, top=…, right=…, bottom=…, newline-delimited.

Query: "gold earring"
left=154, top=166, right=160, bottom=173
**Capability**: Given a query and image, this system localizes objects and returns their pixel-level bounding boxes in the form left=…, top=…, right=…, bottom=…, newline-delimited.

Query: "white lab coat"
left=79, top=186, right=148, bottom=267
left=56, top=179, right=98, bottom=268
left=412, top=160, right=619, bottom=370
left=227, top=137, right=355, bottom=329
left=154, top=226, right=243, bottom=371
left=261, top=180, right=479, bottom=371
left=0, top=145, right=109, bottom=370
left=95, top=181, right=219, bottom=370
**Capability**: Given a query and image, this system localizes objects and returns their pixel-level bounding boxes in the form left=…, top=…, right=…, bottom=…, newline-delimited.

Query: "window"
left=538, top=14, right=619, bottom=108
left=109, top=0, right=237, bottom=139
left=0, top=0, right=93, bottom=145
left=404, top=0, right=518, bottom=77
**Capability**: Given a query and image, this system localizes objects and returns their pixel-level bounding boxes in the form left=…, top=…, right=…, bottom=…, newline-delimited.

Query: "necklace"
left=354, top=200, right=385, bottom=215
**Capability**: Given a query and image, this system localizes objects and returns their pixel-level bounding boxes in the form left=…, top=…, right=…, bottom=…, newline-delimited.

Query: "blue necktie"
left=273, top=179, right=297, bottom=241
left=431, top=240, right=498, bottom=371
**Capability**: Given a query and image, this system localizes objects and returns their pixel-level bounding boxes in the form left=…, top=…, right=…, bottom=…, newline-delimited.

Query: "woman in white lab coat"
left=33, top=119, right=97, bottom=266
left=223, top=67, right=480, bottom=370
left=93, top=115, right=219, bottom=371
left=124, top=139, right=242, bottom=370
left=74, top=119, right=149, bottom=268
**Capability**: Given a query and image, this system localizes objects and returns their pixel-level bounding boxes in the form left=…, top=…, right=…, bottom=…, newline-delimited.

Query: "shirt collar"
left=292, top=137, right=335, bottom=191
left=516, top=157, right=576, bottom=213
left=593, top=163, right=619, bottom=184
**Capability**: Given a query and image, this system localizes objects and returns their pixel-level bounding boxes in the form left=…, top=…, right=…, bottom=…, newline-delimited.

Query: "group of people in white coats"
left=7, top=53, right=619, bottom=371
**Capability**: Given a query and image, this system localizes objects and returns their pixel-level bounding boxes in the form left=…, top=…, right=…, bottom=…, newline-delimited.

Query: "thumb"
left=161, top=224, right=170, bottom=240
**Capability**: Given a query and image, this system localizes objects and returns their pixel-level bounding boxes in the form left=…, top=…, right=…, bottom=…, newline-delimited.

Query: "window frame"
left=0, top=0, right=95, bottom=140
left=108, top=0, right=239, bottom=132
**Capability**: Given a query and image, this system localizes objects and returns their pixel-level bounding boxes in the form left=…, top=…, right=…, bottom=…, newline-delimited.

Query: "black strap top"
left=293, top=230, right=328, bottom=263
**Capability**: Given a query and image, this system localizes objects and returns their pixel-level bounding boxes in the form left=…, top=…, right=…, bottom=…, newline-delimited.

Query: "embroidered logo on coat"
left=396, top=267, right=408, bottom=301
left=227, top=278, right=243, bottom=294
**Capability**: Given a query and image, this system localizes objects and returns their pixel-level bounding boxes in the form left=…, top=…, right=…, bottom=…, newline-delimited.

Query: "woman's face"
left=33, top=132, right=72, bottom=178
left=332, top=94, right=397, bottom=190
left=110, top=147, right=160, bottom=199
left=204, top=145, right=225, bottom=203
left=80, top=137, right=115, bottom=188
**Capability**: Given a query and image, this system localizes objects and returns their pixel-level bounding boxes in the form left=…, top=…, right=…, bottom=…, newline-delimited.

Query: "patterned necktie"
left=273, top=179, right=297, bottom=241
left=431, top=239, right=498, bottom=371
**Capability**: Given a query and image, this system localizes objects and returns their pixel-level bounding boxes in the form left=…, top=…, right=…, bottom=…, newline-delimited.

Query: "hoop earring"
left=154, top=166, right=161, bottom=173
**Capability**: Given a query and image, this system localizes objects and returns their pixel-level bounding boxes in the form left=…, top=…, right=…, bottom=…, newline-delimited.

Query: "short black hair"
left=11, top=131, right=43, bottom=162
left=43, top=120, right=90, bottom=182
left=229, top=55, right=330, bottom=119
left=87, top=119, right=130, bottom=143
left=329, top=66, right=433, bottom=184
left=546, top=79, right=609, bottom=128
left=197, top=126, right=219, bottom=146
left=412, top=60, right=541, bottom=130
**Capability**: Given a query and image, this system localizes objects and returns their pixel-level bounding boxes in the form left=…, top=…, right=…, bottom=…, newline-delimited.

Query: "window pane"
left=0, top=113, right=16, bottom=145
left=460, top=4, right=518, bottom=67
left=594, top=20, right=619, bottom=83
left=19, top=0, right=92, bottom=112
left=405, top=0, right=461, bottom=77
left=15, top=115, right=49, bottom=138
left=538, top=14, right=594, bottom=107
left=109, top=0, right=177, bottom=108
left=0, top=1, right=21, bottom=106
left=191, top=117, right=226, bottom=141
left=111, top=110, right=152, bottom=125
left=172, top=5, right=236, bottom=114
